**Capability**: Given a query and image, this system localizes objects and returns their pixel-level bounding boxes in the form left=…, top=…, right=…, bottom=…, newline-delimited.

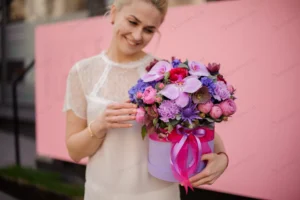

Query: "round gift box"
left=148, top=133, right=214, bottom=183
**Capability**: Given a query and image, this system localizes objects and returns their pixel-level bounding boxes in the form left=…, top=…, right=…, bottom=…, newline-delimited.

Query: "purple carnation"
left=158, top=100, right=180, bottom=122
left=129, top=79, right=157, bottom=103
left=213, top=81, right=230, bottom=101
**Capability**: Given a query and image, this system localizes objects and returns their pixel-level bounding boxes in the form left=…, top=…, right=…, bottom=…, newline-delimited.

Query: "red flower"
left=169, top=68, right=188, bottom=83
left=217, top=74, right=227, bottom=84
left=207, top=63, right=220, bottom=74
left=146, top=59, right=159, bottom=72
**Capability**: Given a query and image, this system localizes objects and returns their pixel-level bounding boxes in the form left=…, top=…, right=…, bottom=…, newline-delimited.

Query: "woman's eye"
left=145, top=29, right=154, bottom=34
left=129, top=21, right=138, bottom=25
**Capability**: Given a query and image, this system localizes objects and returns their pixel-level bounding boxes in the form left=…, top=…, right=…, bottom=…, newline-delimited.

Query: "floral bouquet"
left=128, top=57, right=237, bottom=192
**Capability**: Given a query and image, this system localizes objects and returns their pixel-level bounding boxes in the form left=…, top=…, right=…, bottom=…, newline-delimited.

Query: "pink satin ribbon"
left=167, top=125, right=214, bottom=194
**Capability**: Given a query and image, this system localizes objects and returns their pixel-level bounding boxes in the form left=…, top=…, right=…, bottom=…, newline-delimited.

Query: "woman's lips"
left=124, top=36, right=140, bottom=46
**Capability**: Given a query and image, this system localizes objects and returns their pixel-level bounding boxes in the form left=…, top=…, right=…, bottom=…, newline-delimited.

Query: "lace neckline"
left=100, top=50, right=153, bottom=69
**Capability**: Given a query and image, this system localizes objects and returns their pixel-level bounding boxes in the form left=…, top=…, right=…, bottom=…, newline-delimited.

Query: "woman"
left=63, top=0, right=229, bottom=199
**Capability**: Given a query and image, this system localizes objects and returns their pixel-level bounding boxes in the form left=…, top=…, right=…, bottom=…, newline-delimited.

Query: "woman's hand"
left=97, top=101, right=137, bottom=131
left=188, top=152, right=228, bottom=188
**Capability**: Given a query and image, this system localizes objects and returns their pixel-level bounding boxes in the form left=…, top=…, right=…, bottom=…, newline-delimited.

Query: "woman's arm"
left=214, top=132, right=226, bottom=153
left=189, top=131, right=229, bottom=187
left=213, top=132, right=229, bottom=167
left=65, top=102, right=137, bottom=163
left=65, top=110, right=107, bottom=163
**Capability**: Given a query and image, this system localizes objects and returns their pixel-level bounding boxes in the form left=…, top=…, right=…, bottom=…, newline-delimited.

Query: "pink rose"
left=136, top=92, right=143, bottom=99
left=227, top=85, right=234, bottom=94
left=198, top=101, right=213, bottom=114
left=142, top=86, right=157, bottom=104
left=136, top=107, right=146, bottom=123
left=156, top=96, right=163, bottom=103
left=219, top=99, right=237, bottom=116
left=210, top=105, right=223, bottom=119
left=158, top=83, right=165, bottom=90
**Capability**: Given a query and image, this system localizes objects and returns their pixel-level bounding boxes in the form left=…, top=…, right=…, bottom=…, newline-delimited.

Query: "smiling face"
left=110, top=0, right=163, bottom=56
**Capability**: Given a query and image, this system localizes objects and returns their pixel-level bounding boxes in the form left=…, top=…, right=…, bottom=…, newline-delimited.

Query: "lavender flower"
left=201, top=77, right=216, bottom=95
left=213, top=81, right=230, bottom=101
left=129, top=79, right=157, bottom=103
left=158, top=100, right=180, bottom=122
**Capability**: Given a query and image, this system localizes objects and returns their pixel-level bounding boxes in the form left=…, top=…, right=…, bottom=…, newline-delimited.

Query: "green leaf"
left=153, top=118, right=158, bottom=126
left=141, top=125, right=147, bottom=140
left=178, top=63, right=189, bottom=69
left=215, top=118, right=223, bottom=123
left=208, top=122, right=215, bottom=129
left=208, top=75, right=217, bottom=80
left=164, top=72, right=170, bottom=82
left=160, top=122, right=167, bottom=128
left=167, top=123, right=174, bottom=132
left=176, top=115, right=181, bottom=120
left=170, top=119, right=179, bottom=126
left=206, top=117, right=215, bottom=123
left=183, top=59, right=189, bottom=65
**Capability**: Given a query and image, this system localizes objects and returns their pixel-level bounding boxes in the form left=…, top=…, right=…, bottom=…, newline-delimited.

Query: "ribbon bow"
left=167, top=125, right=214, bottom=193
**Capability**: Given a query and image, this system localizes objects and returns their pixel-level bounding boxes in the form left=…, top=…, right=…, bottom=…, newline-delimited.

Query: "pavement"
left=0, top=129, right=36, bottom=200
left=0, top=192, right=18, bottom=200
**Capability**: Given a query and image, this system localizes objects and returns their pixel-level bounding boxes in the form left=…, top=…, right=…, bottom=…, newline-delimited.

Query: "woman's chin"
left=120, top=45, right=140, bottom=56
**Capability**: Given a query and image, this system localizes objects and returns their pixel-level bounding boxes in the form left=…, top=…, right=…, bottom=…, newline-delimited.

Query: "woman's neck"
left=106, top=46, right=147, bottom=64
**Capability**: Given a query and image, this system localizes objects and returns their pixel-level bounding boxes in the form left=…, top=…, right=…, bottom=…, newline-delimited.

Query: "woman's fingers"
left=189, top=169, right=210, bottom=183
left=104, top=102, right=137, bottom=129
left=107, top=123, right=132, bottom=129
left=191, top=175, right=215, bottom=187
left=105, top=108, right=137, bottom=116
left=158, top=133, right=168, bottom=139
left=107, top=102, right=136, bottom=110
left=106, top=115, right=136, bottom=123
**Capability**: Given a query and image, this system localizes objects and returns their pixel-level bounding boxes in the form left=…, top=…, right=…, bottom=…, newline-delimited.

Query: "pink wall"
left=35, top=0, right=300, bottom=199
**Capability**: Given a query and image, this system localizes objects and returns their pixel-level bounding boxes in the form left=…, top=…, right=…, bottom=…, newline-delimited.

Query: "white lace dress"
left=63, top=50, right=180, bottom=200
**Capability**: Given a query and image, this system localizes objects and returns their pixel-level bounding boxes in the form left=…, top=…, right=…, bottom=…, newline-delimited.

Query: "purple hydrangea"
left=129, top=79, right=157, bottom=103
left=158, top=100, right=180, bottom=122
left=200, top=77, right=216, bottom=95
left=213, top=81, right=230, bottom=101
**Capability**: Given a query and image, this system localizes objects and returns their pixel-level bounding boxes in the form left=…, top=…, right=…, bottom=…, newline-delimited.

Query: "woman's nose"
left=132, top=29, right=143, bottom=42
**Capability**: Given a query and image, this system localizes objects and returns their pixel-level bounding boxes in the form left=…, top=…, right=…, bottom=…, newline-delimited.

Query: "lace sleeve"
left=62, top=63, right=87, bottom=119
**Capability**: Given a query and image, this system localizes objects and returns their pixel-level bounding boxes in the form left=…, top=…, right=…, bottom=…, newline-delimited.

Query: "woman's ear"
left=110, top=4, right=117, bottom=25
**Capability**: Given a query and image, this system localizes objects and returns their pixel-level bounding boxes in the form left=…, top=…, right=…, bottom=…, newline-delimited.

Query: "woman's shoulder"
left=67, top=53, right=107, bottom=92
left=73, top=53, right=105, bottom=72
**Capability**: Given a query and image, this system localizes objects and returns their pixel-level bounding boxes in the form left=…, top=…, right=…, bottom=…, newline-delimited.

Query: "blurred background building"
left=0, top=0, right=226, bottom=199
left=1, top=0, right=223, bottom=123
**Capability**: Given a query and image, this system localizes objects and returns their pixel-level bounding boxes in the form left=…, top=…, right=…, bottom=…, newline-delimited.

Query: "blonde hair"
left=110, top=0, right=168, bottom=23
